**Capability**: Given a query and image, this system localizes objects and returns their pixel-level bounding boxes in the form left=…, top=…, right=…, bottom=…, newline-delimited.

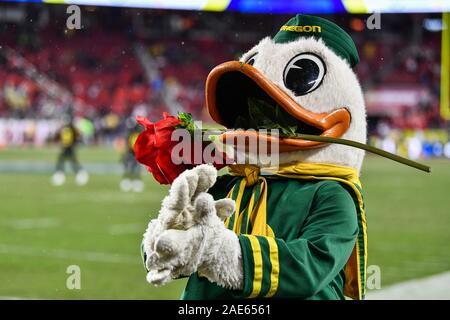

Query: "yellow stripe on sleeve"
left=246, top=235, right=263, bottom=298
left=264, top=237, right=279, bottom=297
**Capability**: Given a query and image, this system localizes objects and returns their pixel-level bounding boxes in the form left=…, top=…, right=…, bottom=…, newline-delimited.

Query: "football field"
left=0, top=146, right=449, bottom=299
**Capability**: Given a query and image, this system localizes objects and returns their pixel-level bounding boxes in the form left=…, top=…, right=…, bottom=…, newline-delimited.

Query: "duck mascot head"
left=142, top=14, right=368, bottom=300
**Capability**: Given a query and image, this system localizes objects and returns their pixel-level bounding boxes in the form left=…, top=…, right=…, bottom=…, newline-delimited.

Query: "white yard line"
left=4, top=218, right=60, bottom=230
left=0, top=244, right=138, bottom=265
left=108, top=223, right=143, bottom=235
left=0, top=161, right=122, bottom=174
left=0, top=296, right=34, bottom=300
left=366, top=271, right=450, bottom=300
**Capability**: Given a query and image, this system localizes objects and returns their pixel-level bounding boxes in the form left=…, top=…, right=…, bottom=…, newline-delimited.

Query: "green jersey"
left=181, top=175, right=359, bottom=300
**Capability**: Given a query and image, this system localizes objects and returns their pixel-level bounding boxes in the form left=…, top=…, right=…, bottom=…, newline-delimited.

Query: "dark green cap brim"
left=273, top=14, right=359, bottom=68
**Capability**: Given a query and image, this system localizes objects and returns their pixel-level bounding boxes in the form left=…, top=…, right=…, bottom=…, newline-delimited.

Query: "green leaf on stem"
left=177, top=112, right=196, bottom=132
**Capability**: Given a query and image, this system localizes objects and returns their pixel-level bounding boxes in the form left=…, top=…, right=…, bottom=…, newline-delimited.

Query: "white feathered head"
left=205, top=14, right=367, bottom=173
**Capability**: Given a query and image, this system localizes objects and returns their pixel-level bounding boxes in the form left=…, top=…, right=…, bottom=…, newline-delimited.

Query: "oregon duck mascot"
left=142, top=14, right=368, bottom=300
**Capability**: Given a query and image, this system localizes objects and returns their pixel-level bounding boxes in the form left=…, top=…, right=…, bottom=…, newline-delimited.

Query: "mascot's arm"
left=233, top=182, right=358, bottom=299
left=142, top=165, right=244, bottom=289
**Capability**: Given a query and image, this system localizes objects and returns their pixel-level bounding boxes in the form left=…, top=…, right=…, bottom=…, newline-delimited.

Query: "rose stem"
left=292, top=133, right=430, bottom=173
left=201, top=129, right=430, bottom=173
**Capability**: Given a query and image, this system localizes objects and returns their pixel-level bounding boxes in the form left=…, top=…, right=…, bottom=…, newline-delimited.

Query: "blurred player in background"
left=120, top=118, right=143, bottom=192
left=51, top=115, right=89, bottom=186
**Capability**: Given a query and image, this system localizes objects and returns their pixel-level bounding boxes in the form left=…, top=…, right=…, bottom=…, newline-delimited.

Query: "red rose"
left=134, top=112, right=228, bottom=185
left=134, top=113, right=191, bottom=184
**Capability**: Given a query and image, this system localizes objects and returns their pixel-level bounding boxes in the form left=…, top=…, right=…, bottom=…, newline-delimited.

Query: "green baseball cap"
left=273, top=14, right=359, bottom=67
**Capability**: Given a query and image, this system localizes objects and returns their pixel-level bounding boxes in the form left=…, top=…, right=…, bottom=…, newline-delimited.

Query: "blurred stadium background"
left=0, top=1, right=449, bottom=299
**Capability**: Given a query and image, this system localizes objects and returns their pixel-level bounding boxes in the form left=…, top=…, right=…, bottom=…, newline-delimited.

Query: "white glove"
left=142, top=164, right=219, bottom=259
left=142, top=164, right=244, bottom=290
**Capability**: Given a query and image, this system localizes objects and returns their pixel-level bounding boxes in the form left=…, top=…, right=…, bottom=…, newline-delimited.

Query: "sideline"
left=0, top=244, right=138, bottom=265
left=366, top=271, right=450, bottom=300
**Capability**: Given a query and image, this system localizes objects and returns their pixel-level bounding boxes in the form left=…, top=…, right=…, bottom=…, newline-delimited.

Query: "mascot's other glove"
left=142, top=164, right=244, bottom=290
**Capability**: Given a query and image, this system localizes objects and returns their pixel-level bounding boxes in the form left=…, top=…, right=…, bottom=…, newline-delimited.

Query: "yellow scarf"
left=226, top=163, right=367, bottom=300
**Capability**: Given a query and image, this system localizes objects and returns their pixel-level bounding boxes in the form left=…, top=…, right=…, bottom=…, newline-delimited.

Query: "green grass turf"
left=0, top=145, right=121, bottom=163
left=0, top=146, right=449, bottom=299
left=362, top=158, right=450, bottom=286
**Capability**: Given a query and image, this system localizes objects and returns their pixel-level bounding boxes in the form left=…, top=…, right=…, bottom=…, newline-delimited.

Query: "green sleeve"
left=235, top=182, right=358, bottom=299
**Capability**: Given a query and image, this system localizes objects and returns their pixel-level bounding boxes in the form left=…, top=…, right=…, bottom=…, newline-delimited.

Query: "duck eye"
left=283, top=53, right=326, bottom=96
left=245, top=52, right=257, bottom=66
